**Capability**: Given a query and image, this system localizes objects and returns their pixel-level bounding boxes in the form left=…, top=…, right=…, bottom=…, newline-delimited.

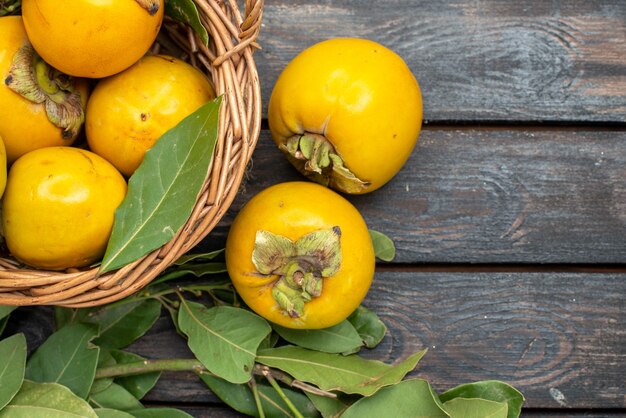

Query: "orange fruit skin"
left=86, top=55, right=215, bottom=176
left=22, top=0, right=164, bottom=78
left=2, top=147, right=127, bottom=270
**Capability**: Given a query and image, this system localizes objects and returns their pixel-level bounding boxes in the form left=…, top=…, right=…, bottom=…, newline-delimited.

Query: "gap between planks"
left=377, top=263, right=626, bottom=274
left=260, top=119, right=626, bottom=132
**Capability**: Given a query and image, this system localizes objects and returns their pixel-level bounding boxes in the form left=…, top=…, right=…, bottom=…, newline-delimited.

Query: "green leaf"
left=439, top=380, right=525, bottom=418
left=131, top=408, right=194, bottom=418
left=89, top=383, right=144, bottom=412
left=199, top=373, right=320, bottom=418
left=25, top=323, right=99, bottom=399
left=100, top=97, right=222, bottom=273
left=0, top=334, right=26, bottom=409
left=164, top=0, right=209, bottom=46
left=82, top=299, right=162, bottom=349
left=305, top=393, right=352, bottom=418
left=153, top=262, right=227, bottom=284
left=0, top=380, right=98, bottom=418
left=341, top=379, right=449, bottom=418
left=174, top=249, right=224, bottom=265
left=91, top=351, right=116, bottom=396
left=347, top=306, right=387, bottom=349
left=155, top=249, right=227, bottom=285
left=368, top=230, right=395, bottom=262
left=0, top=306, right=15, bottom=321
left=55, top=307, right=88, bottom=329
left=443, top=398, right=508, bottom=418
left=178, top=301, right=271, bottom=384
left=0, top=306, right=16, bottom=335
left=95, top=409, right=135, bottom=418
left=107, top=350, right=160, bottom=400
left=0, top=316, right=9, bottom=336
left=259, top=332, right=280, bottom=351
left=256, top=346, right=427, bottom=397
left=273, top=321, right=363, bottom=354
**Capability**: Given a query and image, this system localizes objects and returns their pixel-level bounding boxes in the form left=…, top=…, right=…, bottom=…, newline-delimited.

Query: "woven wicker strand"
left=0, top=0, right=264, bottom=307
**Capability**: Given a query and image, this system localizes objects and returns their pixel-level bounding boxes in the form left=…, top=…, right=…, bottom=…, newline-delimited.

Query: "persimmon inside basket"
left=0, top=0, right=263, bottom=307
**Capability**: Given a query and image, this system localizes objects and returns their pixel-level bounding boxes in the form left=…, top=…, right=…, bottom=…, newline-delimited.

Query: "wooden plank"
left=125, top=272, right=625, bottom=409
left=199, top=128, right=626, bottom=264
left=256, top=0, right=626, bottom=122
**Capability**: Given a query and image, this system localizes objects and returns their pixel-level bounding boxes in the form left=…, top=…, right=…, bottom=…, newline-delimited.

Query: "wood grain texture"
left=197, top=128, right=626, bottom=264
left=256, top=0, right=626, bottom=122
left=123, top=272, right=625, bottom=409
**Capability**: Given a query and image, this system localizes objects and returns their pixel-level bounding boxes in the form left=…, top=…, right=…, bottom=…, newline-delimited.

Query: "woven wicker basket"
left=0, top=0, right=263, bottom=307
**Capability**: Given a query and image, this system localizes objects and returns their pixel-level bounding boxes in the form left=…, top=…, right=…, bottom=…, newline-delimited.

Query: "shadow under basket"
left=0, top=0, right=264, bottom=307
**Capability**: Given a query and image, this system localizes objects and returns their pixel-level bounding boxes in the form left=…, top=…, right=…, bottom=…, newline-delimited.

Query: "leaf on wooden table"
left=54, top=307, right=89, bottom=329
left=273, top=320, right=363, bottom=354
left=174, top=249, right=225, bottom=265
left=82, top=299, right=162, bottom=349
left=340, top=379, right=449, bottom=418
left=89, top=383, right=144, bottom=412
left=1, top=380, right=98, bottom=418
left=0, top=306, right=16, bottom=336
left=130, top=408, right=195, bottom=418
left=153, top=262, right=227, bottom=284
left=305, top=393, right=352, bottom=418
left=0, top=306, right=15, bottom=320
left=178, top=301, right=271, bottom=384
left=164, top=0, right=209, bottom=46
left=443, top=397, right=508, bottom=418
left=0, top=333, right=26, bottom=410
left=95, top=408, right=135, bottom=418
left=109, top=350, right=161, bottom=400
left=347, top=306, right=386, bottom=349
left=100, top=97, right=222, bottom=273
left=368, top=230, right=395, bottom=262
left=439, top=380, right=525, bottom=418
left=91, top=350, right=117, bottom=396
left=0, top=317, right=9, bottom=337
left=256, top=346, right=427, bottom=396
left=25, top=323, right=99, bottom=399
left=200, top=373, right=320, bottom=418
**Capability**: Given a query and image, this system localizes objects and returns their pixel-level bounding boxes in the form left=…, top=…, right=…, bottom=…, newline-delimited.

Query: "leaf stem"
left=254, top=364, right=337, bottom=398
left=249, top=378, right=266, bottom=418
left=95, top=359, right=207, bottom=379
left=261, top=366, right=304, bottom=418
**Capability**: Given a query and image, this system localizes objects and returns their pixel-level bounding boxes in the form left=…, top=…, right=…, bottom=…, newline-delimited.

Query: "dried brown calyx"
left=134, top=0, right=160, bottom=15
left=5, top=43, right=85, bottom=140
left=279, top=133, right=371, bottom=194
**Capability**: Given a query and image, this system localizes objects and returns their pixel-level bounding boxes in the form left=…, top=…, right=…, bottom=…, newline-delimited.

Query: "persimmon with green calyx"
left=21, top=0, right=164, bottom=78
left=0, top=16, right=89, bottom=164
left=225, top=181, right=375, bottom=329
left=86, top=54, right=215, bottom=177
left=268, top=38, right=422, bottom=194
left=2, top=147, right=127, bottom=271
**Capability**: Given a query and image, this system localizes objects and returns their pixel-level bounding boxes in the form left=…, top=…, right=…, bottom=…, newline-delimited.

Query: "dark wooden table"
left=10, top=1, right=626, bottom=417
